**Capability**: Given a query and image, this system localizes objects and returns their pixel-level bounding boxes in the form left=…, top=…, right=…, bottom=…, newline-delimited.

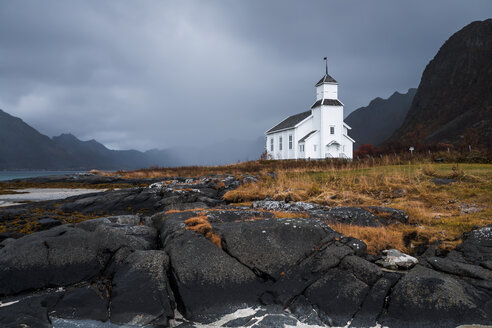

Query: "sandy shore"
left=0, top=188, right=105, bottom=207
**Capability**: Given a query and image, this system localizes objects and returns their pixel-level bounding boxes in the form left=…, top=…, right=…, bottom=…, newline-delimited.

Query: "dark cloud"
left=0, top=0, right=490, bottom=151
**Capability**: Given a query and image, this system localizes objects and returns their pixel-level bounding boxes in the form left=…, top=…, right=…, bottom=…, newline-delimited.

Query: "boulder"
left=215, top=218, right=330, bottom=280
left=327, top=207, right=383, bottom=227
left=271, top=242, right=354, bottom=306
left=350, top=272, right=402, bottom=327
left=376, top=249, right=418, bottom=270
left=458, top=225, right=492, bottom=265
left=427, top=256, right=492, bottom=280
left=340, top=255, right=383, bottom=285
left=305, top=268, right=370, bottom=326
left=110, top=250, right=174, bottom=326
left=165, top=230, right=265, bottom=322
left=252, top=200, right=324, bottom=212
left=0, top=292, right=62, bottom=328
left=51, top=286, right=109, bottom=321
left=383, top=265, right=492, bottom=327
left=0, top=222, right=157, bottom=295
left=365, top=206, right=409, bottom=224
left=76, top=215, right=141, bottom=231
left=0, top=296, right=52, bottom=328
left=431, top=178, right=456, bottom=185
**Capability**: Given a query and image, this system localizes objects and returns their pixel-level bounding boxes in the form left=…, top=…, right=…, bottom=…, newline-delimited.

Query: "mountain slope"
left=0, top=109, right=74, bottom=169
left=0, top=109, right=152, bottom=170
left=0, top=109, right=263, bottom=169
left=345, top=89, right=416, bottom=148
left=390, top=19, right=492, bottom=146
left=52, top=133, right=151, bottom=170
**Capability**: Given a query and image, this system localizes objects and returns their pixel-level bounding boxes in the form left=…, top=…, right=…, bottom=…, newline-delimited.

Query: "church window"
left=330, top=126, right=335, bottom=134
left=289, top=135, right=293, bottom=149
left=314, top=145, right=317, bottom=152
left=279, top=137, right=283, bottom=151
left=270, top=138, right=274, bottom=151
left=299, top=144, right=304, bottom=152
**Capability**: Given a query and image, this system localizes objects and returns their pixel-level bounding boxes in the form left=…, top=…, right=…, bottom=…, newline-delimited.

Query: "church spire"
left=324, top=57, right=328, bottom=75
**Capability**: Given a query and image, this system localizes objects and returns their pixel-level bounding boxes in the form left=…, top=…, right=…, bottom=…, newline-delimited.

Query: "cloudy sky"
left=0, top=1, right=490, bottom=151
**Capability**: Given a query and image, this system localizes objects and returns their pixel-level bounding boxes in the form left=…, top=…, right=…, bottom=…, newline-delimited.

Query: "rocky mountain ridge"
left=345, top=89, right=416, bottom=148
left=390, top=19, right=492, bottom=146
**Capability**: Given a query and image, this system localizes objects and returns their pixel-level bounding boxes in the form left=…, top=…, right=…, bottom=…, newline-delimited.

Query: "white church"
left=266, top=60, right=355, bottom=159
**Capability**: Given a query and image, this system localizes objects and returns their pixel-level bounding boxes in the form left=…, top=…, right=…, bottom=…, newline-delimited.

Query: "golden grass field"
left=2, top=155, right=490, bottom=255
left=111, top=158, right=491, bottom=254
left=226, top=163, right=491, bottom=253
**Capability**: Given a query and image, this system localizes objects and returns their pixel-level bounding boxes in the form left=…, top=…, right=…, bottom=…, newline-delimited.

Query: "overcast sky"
left=0, top=1, right=490, bottom=151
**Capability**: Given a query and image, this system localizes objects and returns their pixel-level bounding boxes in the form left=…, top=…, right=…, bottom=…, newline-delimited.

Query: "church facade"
left=265, top=65, right=355, bottom=160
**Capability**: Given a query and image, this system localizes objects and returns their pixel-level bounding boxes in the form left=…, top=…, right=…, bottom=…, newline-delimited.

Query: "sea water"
left=0, top=171, right=84, bottom=182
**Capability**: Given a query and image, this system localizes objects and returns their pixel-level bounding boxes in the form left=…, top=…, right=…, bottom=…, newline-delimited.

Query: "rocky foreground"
left=0, top=174, right=491, bottom=328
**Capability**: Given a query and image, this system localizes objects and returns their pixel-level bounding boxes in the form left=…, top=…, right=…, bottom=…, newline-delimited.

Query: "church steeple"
left=315, top=57, right=339, bottom=101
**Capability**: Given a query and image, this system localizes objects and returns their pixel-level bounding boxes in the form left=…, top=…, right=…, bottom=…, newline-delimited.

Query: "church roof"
left=311, top=99, right=343, bottom=108
left=299, top=130, right=318, bottom=143
left=315, top=74, right=338, bottom=86
left=266, top=110, right=311, bottom=134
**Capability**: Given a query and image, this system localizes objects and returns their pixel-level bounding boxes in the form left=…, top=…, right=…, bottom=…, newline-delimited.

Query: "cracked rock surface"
left=0, top=175, right=491, bottom=327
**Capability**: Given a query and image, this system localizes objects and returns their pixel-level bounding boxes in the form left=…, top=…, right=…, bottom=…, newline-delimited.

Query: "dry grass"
left=97, top=154, right=452, bottom=179
left=184, top=215, right=222, bottom=248
left=0, top=181, right=141, bottom=193
left=271, top=211, right=309, bottom=219
left=161, top=162, right=491, bottom=254
left=332, top=223, right=407, bottom=254
left=0, top=207, right=101, bottom=235
left=225, top=163, right=492, bottom=254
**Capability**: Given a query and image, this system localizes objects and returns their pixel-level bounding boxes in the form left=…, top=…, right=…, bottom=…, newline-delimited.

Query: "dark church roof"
left=311, top=99, right=343, bottom=108
left=299, top=130, right=317, bottom=143
left=267, top=110, right=312, bottom=134
left=315, top=74, right=338, bottom=86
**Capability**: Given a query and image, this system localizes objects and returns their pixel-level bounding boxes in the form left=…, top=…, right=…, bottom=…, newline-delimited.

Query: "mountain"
left=0, top=109, right=151, bottom=170
left=390, top=19, right=492, bottom=146
left=0, top=109, right=73, bottom=170
left=52, top=133, right=151, bottom=170
left=345, top=89, right=416, bottom=149
left=0, top=108, right=265, bottom=170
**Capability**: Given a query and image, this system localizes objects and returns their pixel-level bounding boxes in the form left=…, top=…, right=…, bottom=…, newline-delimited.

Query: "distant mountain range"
left=390, top=19, right=492, bottom=146
left=0, top=109, right=264, bottom=170
left=345, top=89, right=416, bottom=149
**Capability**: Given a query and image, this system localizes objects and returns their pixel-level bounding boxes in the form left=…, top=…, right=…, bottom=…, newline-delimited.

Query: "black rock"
left=0, top=293, right=60, bottom=328
left=110, top=250, right=174, bottom=326
left=383, top=265, right=492, bottom=327
left=340, top=255, right=383, bottom=286
left=0, top=221, right=157, bottom=295
left=350, top=272, right=401, bottom=327
left=327, top=207, right=383, bottom=226
left=52, top=286, right=108, bottom=321
left=305, top=268, right=370, bottom=326
left=215, top=217, right=330, bottom=280
left=289, top=295, right=325, bottom=326
left=165, top=230, right=265, bottom=322
left=431, top=178, right=456, bottom=185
